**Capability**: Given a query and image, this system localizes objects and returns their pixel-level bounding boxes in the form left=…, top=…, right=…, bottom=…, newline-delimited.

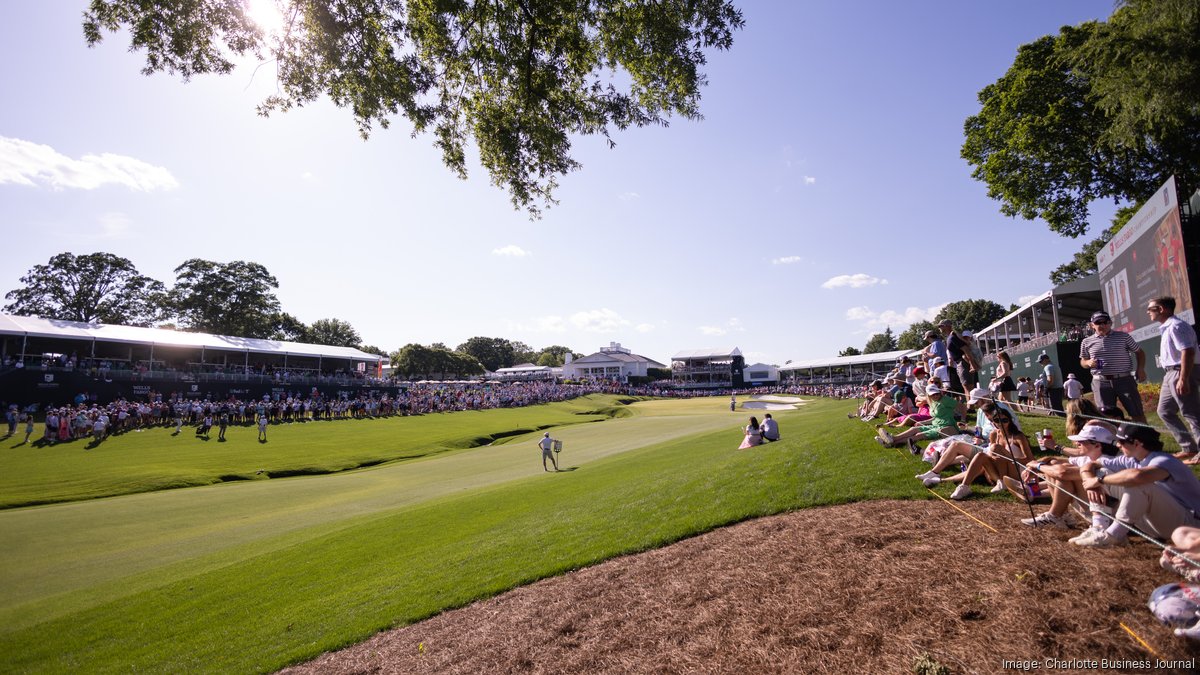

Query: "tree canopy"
left=896, top=321, right=937, bottom=352
left=837, top=346, right=861, bottom=357
left=2, top=252, right=164, bottom=326
left=961, top=0, right=1200, bottom=237
left=455, top=336, right=516, bottom=372
left=168, top=259, right=284, bottom=338
left=306, top=318, right=362, bottom=348
left=862, top=328, right=896, bottom=355
left=934, top=299, right=1007, bottom=334
left=83, top=0, right=744, bottom=215
left=391, top=343, right=483, bottom=379
left=1048, top=206, right=1136, bottom=284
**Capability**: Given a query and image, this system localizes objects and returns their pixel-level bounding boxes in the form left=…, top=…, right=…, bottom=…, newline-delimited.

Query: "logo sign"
left=43, top=374, right=54, bottom=383
left=190, top=385, right=199, bottom=392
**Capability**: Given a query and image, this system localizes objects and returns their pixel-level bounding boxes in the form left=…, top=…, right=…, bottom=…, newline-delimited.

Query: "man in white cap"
left=538, top=432, right=558, bottom=472
left=1064, top=372, right=1084, bottom=402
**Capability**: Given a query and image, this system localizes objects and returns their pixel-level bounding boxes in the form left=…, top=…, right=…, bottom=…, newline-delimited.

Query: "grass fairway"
left=0, top=395, right=930, bottom=673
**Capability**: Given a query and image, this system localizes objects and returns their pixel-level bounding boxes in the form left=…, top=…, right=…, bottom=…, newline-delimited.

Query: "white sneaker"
left=950, top=483, right=972, bottom=500
left=922, top=476, right=942, bottom=487
left=1069, top=527, right=1101, bottom=544
left=1021, top=512, right=1068, bottom=528
left=1074, top=530, right=1128, bottom=548
left=916, top=470, right=938, bottom=481
left=990, top=481, right=1006, bottom=493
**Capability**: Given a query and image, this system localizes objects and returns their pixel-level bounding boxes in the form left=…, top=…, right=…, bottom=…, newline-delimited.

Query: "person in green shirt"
left=878, top=383, right=960, bottom=452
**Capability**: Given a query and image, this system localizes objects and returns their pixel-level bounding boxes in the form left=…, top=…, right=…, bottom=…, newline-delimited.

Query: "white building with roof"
left=560, top=342, right=665, bottom=382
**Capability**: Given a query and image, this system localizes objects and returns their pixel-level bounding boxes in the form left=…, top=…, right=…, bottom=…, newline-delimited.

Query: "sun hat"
left=1068, top=425, right=1115, bottom=444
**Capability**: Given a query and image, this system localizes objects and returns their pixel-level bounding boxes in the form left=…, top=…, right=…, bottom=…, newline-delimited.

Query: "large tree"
left=961, top=0, right=1200, bottom=238
left=1048, top=206, right=1136, bottom=284
left=167, top=259, right=283, bottom=338
left=837, top=346, right=861, bottom=357
left=456, top=336, right=516, bottom=372
left=896, top=320, right=937, bottom=352
left=934, top=300, right=1007, bottom=334
left=306, top=318, right=362, bottom=347
left=391, top=343, right=483, bottom=378
left=3, top=252, right=165, bottom=326
left=83, top=0, right=744, bottom=215
left=862, top=328, right=896, bottom=355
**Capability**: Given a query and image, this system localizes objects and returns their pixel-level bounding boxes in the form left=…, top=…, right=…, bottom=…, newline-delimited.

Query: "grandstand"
left=671, top=347, right=743, bottom=389
left=778, top=349, right=915, bottom=385
left=0, top=314, right=385, bottom=405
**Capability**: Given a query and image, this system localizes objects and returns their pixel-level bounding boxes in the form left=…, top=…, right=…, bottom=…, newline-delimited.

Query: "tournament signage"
left=1096, top=176, right=1193, bottom=342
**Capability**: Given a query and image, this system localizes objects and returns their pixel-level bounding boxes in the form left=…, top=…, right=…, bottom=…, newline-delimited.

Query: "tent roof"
left=672, top=347, right=742, bottom=360
left=779, top=348, right=919, bottom=372
left=0, top=314, right=382, bottom=362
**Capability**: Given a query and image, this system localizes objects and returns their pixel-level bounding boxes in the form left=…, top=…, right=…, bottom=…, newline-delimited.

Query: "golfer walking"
left=538, top=432, right=558, bottom=472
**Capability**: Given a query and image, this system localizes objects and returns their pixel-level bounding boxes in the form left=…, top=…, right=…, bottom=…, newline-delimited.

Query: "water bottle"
left=1041, top=429, right=1055, bottom=452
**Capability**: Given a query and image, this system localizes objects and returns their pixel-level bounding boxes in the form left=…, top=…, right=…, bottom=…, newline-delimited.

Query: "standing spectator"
left=1079, top=310, right=1147, bottom=423
left=1015, top=376, right=1031, bottom=411
left=257, top=413, right=269, bottom=442
left=1064, top=373, right=1084, bottom=402
left=989, top=351, right=1017, bottom=404
left=1148, top=296, right=1200, bottom=464
left=1038, top=353, right=1065, bottom=416
left=937, top=321, right=969, bottom=394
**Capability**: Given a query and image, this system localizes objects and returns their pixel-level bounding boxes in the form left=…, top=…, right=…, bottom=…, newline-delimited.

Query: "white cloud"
left=1015, top=294, right=1040, bottom=307
left=97, top=212, right=132, bottom=239
left=0, top=136, right=178, bottom=191
left=492, top=244, right=531, bottom=257
left=844, top=303, right=946, bottom=330
left=771, top=255, right=803, bottom=265
left=699, top=325, right=727, bottom=336
left=803, top=175, right=816, bottom=185
left=300, top=171, right=316, bottom=182
left=821, top=273, right=889, bottom=290
left=635, top=323, right=655, bottom=333
left=570, top=308, right=630, bottom=333
left=618, top=191, right=640, bottom=202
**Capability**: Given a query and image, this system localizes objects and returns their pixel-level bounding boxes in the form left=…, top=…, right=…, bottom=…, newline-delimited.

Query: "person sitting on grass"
left=877, top=383, right=960, bottom=453
left=850, top=380, right=892, bottom=421
left=917, top=407, right=1032, bottom=500
left=878, top=395, right=931, bottom=430
left=1073, top=423, right=1200, bottom=547
left=916, top=402, right=1015, bottom=484
left=739, top=416, right=763, bottom=449
left=1016, top=422, right=1119, bottom=532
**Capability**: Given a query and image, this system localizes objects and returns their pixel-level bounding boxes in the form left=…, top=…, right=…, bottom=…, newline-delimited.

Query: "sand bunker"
left=742, top=395, right=806, bottom=410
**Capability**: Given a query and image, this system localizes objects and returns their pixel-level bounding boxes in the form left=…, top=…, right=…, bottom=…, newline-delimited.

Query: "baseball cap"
left=1067, top=373, right=1077, bottom=379
left=1068, top=425, right=1115, bottom=444
left=926, top=383, right=942, bottom=395
left=1091, top=311, right=1112, bottom=323
left=967, top=387, right=991, bottom=405
left=1037, top=353, right=1050, bottom=362
left=962, top=330, right=974, bottom=338
left=1115, top=423, right=1159, bottom=445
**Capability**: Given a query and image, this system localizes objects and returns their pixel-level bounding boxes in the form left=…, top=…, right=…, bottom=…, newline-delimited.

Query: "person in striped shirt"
left=1079, top=310, right=1147, bottom=424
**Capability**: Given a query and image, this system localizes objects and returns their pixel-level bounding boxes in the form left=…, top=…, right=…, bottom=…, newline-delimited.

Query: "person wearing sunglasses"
left=1078, top=310, right=1148, bottom=424
left=1076, top=423, right=1200, bottom=547
left=1147, top=296, right=1200, bottom=465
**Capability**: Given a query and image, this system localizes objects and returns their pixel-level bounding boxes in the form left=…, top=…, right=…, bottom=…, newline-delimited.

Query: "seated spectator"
left=876, top=383, right=959, bottom=453
left=1017, top=422, right=1119, bottom=529
left=916, top=407, right=1030, bottom=499
left=760, top=414, right=780, bottom=442
left=1161, top=526, right=1200, bottom=583
left=738, top=416, right=762, bottom=449
left=1075, top=423, right=1200, bottom=547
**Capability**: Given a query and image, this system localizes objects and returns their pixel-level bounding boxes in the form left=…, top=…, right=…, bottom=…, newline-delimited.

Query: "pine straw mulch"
left=280, top=499, right=1200, bottom=674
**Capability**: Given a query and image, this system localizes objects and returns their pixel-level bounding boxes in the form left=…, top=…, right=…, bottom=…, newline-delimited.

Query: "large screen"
left=1096, top=176, right=1193, bottom=342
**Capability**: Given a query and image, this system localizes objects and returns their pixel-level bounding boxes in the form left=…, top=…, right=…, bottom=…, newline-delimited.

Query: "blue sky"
left=0, top=1, right=1119, bottom=366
